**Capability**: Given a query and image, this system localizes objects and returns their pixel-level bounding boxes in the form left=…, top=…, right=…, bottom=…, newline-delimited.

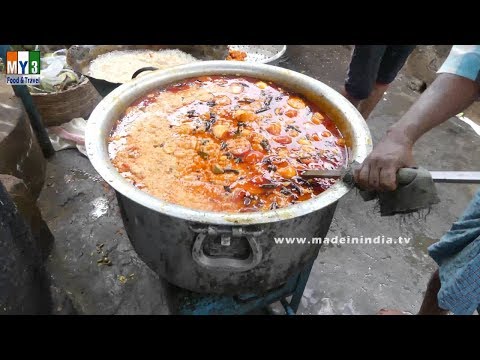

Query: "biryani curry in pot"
left=108, top=75, right=348, bottom=213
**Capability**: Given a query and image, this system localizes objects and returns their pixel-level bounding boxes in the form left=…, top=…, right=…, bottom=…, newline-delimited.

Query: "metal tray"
left=228, top=45, right=287, bottom=64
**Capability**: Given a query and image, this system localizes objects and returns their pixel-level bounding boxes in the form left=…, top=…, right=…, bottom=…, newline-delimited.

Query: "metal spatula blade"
left=300, top=167, right=480, bottom=216
left=300, top=169, right=345, bottom=179
left=301, top=169, right=480, bottom=184
left=429, top=171, right=480, bottom=184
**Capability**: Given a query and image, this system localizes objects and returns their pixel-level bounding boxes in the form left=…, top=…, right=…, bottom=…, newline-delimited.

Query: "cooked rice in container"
left=88, top=49, right=198, bottom=83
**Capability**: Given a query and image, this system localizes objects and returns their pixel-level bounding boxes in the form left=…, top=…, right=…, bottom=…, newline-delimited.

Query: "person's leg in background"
left=417, top=269, right=449, bottom=314
left=378, top=189, right=480, bottom=315
left=378, top=269, right=449, bottom=315
left=356, top=82, right=389, bottom=120
left=342, top=45, right=386, bottom=109
left=358, top=45, right=416, bottom=119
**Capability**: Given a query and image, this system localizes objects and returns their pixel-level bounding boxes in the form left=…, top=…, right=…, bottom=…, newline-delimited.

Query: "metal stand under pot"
left=169, top=259, right=315, bottom=315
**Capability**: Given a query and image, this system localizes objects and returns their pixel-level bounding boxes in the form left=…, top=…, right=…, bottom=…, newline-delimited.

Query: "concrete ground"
left=37, top=45, right=480, bottom=314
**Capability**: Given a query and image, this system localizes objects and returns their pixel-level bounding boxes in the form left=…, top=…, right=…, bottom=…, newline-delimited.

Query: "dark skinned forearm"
left=387, top=73, right=480, bottom=145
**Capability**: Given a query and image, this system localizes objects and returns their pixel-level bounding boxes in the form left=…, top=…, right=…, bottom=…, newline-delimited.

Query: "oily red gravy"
left=109, top=76, right=347, bottom=212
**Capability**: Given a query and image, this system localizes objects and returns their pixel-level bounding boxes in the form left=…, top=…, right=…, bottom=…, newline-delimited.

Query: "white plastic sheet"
left=47, top=117, right=87, bottom=156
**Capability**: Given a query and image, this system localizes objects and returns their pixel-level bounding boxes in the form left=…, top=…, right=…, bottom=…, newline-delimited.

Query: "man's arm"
left=354, top=46, right=480, bottom=191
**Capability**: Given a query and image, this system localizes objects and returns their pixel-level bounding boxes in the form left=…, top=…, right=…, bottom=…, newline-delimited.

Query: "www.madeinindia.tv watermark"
left=274, top=235, right=411, bottom=245
left=4, top=50, right=41, bottom=85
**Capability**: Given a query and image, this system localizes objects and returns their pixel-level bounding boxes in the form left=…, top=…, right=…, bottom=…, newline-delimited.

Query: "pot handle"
left=191, top=227, right=263, bottom=272
left=131, top=66, right=159, bottom=79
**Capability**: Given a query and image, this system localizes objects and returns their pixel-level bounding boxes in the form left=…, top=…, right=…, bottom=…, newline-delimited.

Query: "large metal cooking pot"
left=86, top=61, right=372, bottom=295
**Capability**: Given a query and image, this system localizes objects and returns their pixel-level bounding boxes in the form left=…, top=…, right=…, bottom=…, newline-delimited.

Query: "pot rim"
left=86, top=61, right=372, bottom=225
